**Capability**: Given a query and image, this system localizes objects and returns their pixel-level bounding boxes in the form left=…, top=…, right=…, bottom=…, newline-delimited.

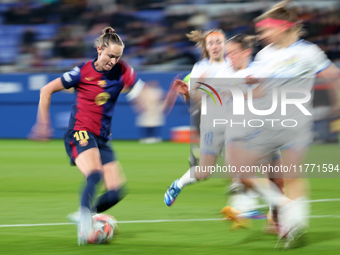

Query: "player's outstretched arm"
left=175, top=79, right=190, bottom=102
left=163, top=79, right=190, bottom=114
left=29, top=78, right=65, bottom=141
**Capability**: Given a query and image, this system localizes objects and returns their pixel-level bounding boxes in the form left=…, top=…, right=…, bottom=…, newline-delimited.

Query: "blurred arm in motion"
left=29, top=78, right=65, bottom=141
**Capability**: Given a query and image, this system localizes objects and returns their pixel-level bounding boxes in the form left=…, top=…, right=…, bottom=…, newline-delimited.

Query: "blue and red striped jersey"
left=61, top=59, right=137, bottom=140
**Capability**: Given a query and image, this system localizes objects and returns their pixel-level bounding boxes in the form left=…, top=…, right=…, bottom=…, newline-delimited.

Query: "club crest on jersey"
left=79, top=139, right=88, bottom=147
left=95, top=92, right=111, bottom=105
left=98, top=80, right=107, bottom=87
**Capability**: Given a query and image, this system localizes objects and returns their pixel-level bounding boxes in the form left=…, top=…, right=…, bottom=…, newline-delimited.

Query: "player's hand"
left=163, top=75, right=188, bottom=115
left=28, top=122, right=53, bottom=142
left=174, top=79, right=189, bottom=96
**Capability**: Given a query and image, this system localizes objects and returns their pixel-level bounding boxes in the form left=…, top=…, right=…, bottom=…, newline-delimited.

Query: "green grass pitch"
left=0, top=139, right=340, bottom=254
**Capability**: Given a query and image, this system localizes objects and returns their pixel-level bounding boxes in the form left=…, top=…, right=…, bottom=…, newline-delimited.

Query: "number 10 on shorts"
left=73, top=131, right=89, bottom=141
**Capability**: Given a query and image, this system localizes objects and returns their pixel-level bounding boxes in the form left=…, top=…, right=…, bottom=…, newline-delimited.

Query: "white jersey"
left=252, top=39, right=332, bottom=130
left=216, top=62, right=283, bottom=161
left=191, top=58, right=233, bottom=155
left=215, top=61, right=262, bottom=112
left=255, top=39, right=331, bottom=78
left=215, top=62, right=261, bottom=143
left=189, top=58, right=232, bottom=120
left=188, top=58, right=231, bottom=90
left=221, top=39, right=333, bottom=153
left=216, top=60, right=262, bottom=87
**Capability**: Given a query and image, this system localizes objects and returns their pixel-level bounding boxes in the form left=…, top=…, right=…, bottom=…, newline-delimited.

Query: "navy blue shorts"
left=64, top=129, right=116, bottom=166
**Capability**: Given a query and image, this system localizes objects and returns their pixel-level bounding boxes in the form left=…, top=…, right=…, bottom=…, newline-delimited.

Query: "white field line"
left=1, top=215, right=340, bottom=228
left=0, top=198, right=339, bottom=228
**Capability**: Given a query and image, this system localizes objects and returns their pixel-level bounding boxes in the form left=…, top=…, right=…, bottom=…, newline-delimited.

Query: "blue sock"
left=93, top=188, right=126, bottom=213
left=80, top=171, right=102, bottom=210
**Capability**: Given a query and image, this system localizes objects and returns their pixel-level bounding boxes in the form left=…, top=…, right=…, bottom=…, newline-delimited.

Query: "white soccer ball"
left=88, top=214, right=118, bottom=244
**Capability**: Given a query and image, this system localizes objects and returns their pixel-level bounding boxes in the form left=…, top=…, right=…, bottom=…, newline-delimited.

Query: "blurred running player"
left=226, top=0, right=340, bottom=249
left=164, top=29, right=233, bottom=206
left=214, top=34, right=284, bottom=230
left=29, top=27, right=145, bottom=245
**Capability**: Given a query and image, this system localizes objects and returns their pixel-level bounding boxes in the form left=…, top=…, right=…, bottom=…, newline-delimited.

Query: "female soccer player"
left=214, top=34, right=284, bottom=231
left=29, top=27, right=144, bottom=245
left=226, top=0, right=340, bottom=248
left=164, top=29, right=233, bottom=206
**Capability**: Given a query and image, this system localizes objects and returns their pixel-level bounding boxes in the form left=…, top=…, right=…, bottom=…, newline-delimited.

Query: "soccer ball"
left=88, top=214, right=118, bottom=244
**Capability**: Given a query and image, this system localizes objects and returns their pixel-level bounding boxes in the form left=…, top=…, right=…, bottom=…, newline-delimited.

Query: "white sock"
left=177, top=167, right=197, bottom=189
left=290, top=196, right=310, bottom=228
left=252, top=181, right=290, bottom=208
left=278, top=197, right=309, bottom=237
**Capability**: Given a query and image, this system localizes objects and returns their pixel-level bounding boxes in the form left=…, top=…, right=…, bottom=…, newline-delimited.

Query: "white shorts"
left=225, top=126, right=312, bottom=155
left=199, top=110, right=226, bottom=155
left=200, top=128, right=225, bottom=156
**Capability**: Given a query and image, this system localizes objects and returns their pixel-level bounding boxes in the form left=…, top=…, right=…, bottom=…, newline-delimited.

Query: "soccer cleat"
left=67, top=211, right=80, bottom=224
left=275, top=235, right=286, bottom=249
left=68, top=207, right=93, bottom=246
left=275, top=224, right=308, bottom=249
left=67, top=210, right=86, bottom=245
left=164, top=180, right=182, bottom=206
left=230, top=220, right=251, bottom=232
left=77, top=231, right=89, bottom=246
left=67, top=210, right=99, bottom=225
left=220, top=206, right=251, bottom=231
left=283, top=226, right=308, bottom=249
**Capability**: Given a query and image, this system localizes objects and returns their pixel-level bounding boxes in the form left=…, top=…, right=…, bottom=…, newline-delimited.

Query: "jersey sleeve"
left=60, top=63, right=84, bottom=89
left=119, top=59, right=137, bottom=89
left=308, top=44, right=332, bottom=74
left=125, top=78, right=146, bottom=101
left=183, top=73, right=191, bottom=83
left=117, top=60, right=145, bottom=101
